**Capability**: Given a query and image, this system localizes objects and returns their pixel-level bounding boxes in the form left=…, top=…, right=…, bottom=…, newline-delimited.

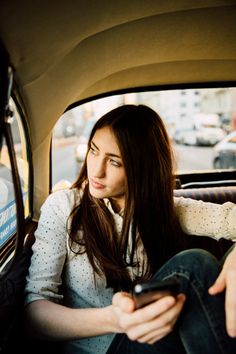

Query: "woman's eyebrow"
left=91, top=140, right=99, bottom=150
left=91, top=140, right=121, bottom=159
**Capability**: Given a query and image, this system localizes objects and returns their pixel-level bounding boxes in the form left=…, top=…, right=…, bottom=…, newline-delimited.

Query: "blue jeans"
left=106, top=248, right=236, bottom=354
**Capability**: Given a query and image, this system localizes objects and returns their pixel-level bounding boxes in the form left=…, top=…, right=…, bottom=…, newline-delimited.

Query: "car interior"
left=0, top=0, right=236, bottom=352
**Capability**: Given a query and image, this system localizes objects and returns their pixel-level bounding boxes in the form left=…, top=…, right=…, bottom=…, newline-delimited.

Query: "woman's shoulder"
left=41, top=188, right=81, bottom=213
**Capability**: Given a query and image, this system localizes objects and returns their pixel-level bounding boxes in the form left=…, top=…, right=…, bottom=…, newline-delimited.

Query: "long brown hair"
left=68, top=105, right=183, bottom=291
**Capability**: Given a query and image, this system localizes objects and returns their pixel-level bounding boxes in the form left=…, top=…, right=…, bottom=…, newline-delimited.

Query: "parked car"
left=62, top=123, right=76, bottom=137
left=173, top=128, right=197, bottom=145
left=195, top=127, right=226, bottom=146
left=213, top=131, right=236, bottom=169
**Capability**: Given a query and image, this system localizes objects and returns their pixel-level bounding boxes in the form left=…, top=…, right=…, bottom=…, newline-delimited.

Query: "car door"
left=0, top=44, right=36, bottom=354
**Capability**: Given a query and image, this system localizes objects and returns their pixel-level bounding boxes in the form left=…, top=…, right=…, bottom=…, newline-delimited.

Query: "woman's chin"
left=89, top=186, right=106, bottom=199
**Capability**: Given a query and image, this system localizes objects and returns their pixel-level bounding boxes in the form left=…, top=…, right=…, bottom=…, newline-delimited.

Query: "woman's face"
left=87, top=126, right=126, bottom=212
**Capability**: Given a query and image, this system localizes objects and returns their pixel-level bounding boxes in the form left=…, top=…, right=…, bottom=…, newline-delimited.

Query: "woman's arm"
left=24, top=299, right=117, bottom=341
left=24, top=292, right=186, bottom=344
left=174, top=197, right=236, bottom=241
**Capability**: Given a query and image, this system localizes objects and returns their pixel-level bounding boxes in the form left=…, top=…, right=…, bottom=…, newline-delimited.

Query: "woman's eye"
left=110, top=159, right=121, bottom=167
left=90, top=146, right=98, bottom=155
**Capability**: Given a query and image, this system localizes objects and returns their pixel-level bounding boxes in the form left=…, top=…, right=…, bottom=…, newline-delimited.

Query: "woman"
left=24, top=105, right=236, bottom=353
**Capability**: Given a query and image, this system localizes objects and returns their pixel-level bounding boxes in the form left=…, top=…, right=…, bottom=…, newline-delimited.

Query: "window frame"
left=0, top=86, right=33, bottom=266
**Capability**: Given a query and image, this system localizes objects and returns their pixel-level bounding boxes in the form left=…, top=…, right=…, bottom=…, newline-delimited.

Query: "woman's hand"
left=111, top=291, right=186, bottom=344
left=209, top=245, right=236, bottom=337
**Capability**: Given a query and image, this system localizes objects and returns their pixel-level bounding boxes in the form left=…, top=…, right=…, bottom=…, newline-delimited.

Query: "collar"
left=104, top=198, right=124, bottom=217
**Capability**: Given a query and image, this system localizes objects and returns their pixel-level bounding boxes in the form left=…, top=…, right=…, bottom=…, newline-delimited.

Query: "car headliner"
left=0, top=0, right=236, bottom=216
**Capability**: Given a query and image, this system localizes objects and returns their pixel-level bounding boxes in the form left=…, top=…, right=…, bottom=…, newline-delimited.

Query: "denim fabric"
left=107, top=248, right=236, bottom=354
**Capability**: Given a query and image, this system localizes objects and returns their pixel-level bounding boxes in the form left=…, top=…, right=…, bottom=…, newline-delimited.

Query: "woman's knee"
left=171, top=248, right=221, bottom=286
left=174, top=248, right=217, bottom=264
left=173, top=248, right=218, bottom=269
left=156, top=249, right=220, bottom=285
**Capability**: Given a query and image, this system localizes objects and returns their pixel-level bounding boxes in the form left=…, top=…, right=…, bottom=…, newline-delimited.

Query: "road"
left=52, top=139, right=215, bottom=187
left=52, top=141, right=78, bottom=186
left=174, top=143, right=214, bottom=172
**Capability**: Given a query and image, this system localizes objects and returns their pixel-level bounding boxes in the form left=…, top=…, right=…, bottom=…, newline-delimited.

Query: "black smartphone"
left=133, top=277, right=180, bottom=308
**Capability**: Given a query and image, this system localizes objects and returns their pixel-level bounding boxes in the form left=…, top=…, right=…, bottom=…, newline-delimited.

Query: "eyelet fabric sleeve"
left=174, top=197, right=236, bottom=242
left=24, top=189, right=77, bottom=304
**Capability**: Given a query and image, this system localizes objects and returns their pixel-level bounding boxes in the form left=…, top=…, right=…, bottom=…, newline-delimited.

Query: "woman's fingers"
left=120, top=295, right=176, bottom=329
left=208, top=246, right=236, bottom=337
left=225, top=270, right=236, bottom=337
left=112, top=291, right=186, bottom=344
left=112, top=292, right=135, bottom=313
left=125, top=294, right=186, bottom=342
left=208, top=269, right=226, bottom=295
left=136, top=324, right=173, bottom=344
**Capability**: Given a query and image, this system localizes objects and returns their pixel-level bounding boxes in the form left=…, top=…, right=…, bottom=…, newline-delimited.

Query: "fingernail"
left=178, top=294, right=186, bottom=301
left=228, top=329, right=236, bottom=338
left=208, top=288, right=213, bottom=294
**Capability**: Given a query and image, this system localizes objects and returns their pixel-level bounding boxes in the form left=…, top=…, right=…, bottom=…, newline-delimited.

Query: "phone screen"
left=133, top=277, right=180, bottom=308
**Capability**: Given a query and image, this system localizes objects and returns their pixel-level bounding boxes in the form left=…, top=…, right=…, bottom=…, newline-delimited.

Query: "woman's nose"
left=93, top=158, right=106, bottom=178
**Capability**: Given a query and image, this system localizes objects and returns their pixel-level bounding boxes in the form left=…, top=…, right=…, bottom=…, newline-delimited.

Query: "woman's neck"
left=109, top=198, right=124, bottom=215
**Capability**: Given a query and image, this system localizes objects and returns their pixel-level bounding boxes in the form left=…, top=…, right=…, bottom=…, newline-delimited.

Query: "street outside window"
left=52, top=88, right=236, bottom=188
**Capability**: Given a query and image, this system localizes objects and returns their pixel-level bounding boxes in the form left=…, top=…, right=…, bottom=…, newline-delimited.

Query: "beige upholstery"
left=0, top=0, right=236, bottom=217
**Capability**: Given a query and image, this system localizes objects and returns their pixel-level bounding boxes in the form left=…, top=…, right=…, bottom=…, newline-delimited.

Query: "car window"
left=52, top=87, right=236, bottom=188
left=52, top=96, right=120, bottom=187
left=0, top=98, right=30, bottom=248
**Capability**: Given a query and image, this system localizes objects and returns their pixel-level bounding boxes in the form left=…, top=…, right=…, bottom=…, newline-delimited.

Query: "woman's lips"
left=90, top=178, right=105, bottom=189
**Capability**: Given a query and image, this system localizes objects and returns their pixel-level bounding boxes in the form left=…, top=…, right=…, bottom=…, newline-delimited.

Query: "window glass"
left=229, top=136, right=236, bottom=143
left=0, top=98, right=30, bottom=248
left=52, top=88, right=236, bottom=188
